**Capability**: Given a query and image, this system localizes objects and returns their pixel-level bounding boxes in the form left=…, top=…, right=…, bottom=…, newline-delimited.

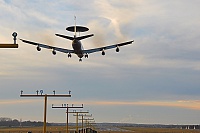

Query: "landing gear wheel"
left=68, top=53, right=71, bottom=58
left=85, top=54, right=89, bottom=58
left=79, top=58, right=82, bottom=62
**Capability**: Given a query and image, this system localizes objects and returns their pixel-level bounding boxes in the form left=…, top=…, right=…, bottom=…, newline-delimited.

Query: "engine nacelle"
left=102, top=50, right=105, bottom=55
left=37, top=46, right=41, bottom=51
left=85, top=54, right=89, bottom=58
left=116, top=46, right=119, bottom=52
left=68, top=53, right=71, bottom=58
left=52, top=50, right=56, bottom=55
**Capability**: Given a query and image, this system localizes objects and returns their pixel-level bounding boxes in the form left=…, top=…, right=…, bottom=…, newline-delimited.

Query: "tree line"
left=0, top=117, right=51, bottom=127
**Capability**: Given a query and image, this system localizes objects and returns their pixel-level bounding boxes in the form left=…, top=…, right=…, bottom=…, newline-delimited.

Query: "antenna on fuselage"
left=74, top=16, right=76, bottom=38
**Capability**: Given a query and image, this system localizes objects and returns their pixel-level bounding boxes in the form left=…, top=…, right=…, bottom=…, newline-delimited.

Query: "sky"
left=0, top=0, right=200, bottom=125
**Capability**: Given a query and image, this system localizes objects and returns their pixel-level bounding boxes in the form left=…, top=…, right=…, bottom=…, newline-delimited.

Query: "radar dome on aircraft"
left=66, top=26, right=89, bottom=32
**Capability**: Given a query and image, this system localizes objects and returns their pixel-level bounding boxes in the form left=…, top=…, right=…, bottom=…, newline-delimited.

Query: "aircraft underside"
left=20, top=20, right=134, bottom=62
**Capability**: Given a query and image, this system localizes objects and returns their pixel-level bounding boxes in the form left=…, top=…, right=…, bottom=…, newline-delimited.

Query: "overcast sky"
left=0, top=0, right=200, bottom=125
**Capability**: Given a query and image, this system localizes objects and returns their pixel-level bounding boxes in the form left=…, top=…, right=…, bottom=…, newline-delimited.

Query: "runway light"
left=40, top=90, right=43, bottom=95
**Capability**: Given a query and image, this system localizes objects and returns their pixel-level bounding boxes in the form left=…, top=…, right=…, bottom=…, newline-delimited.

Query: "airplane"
left=20, top=19, right=134, bottom=62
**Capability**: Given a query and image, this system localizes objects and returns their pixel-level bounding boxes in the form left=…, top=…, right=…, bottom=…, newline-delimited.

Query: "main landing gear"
left=68, top=53, right=72, bottom=58
left=85, top=54, right=89, bottom=58
left=79, top=58, right=82, bottom=62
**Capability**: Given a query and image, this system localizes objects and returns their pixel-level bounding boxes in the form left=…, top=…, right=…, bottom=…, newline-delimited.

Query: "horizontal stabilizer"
left=76, top=34, right=94, bottom=40
left=55, top=34, right=74, bottom=41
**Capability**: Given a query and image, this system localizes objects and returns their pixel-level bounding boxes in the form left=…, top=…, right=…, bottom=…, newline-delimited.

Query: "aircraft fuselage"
left=72, top=39, right=84, bottom=58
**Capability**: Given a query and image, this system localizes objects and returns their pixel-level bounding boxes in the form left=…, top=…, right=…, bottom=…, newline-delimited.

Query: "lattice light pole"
left=20, top=90, right=71, bottom=133
left=75, top=114, right=92, bottom=131
left=88, top=120, right=96, bottom=130
left=52, top=104, right=85, bottom=133
left=81, top=118, right=95, bottom=129
left=0, top=32, right=18, bottom=48
left=69, top=110, right=89, bottom=133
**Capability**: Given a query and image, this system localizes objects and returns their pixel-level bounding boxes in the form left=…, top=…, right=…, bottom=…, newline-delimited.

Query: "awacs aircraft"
left=20, top=20, right=134, bottom=61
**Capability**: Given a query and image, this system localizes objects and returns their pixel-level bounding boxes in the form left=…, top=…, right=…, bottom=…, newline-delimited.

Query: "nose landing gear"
left=85, top=54, right=89, bottom=58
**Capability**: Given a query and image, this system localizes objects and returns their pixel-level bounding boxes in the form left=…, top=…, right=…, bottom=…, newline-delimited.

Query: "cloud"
left=0, top=99, right=42, bottom=105
left=92, top=0, right=135, bottom=42
left=46, top=99, right=200, bottom=111
left=79, top=100, right=200, bottom=110
left=127, top=55, right=200, bottom=71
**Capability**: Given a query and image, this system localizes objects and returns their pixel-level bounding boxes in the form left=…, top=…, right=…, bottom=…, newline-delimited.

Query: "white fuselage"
left=72, top=39, right=84, bottom=58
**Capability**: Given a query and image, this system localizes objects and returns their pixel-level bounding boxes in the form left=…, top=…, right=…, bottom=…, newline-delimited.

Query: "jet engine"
left=52, top=49, right=56, bottom=55
left=68, top=53, right=71, bottom=58
left=37, top=46, right=41, bottom=51
left=85, top=54, right=89, bottom=58
left=102, top=50, right=105, bottom=55
left=116, top=46, right=119, bottom=52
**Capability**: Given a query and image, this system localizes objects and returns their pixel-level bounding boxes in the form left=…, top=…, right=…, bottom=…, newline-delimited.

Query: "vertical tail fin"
left=74, top=16, right=76, bottom=37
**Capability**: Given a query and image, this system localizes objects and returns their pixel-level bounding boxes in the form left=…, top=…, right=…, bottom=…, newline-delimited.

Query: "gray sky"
left=0, top=0, right=200, bottom=124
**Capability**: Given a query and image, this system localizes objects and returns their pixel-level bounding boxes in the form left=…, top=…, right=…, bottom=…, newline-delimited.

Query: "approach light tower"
left=70, top=110, right=89, bottom=133
left=52, top=104, right=89, bottom=133
left=75, top=114, right=92, bottom=131
left=20, top=90, right=71, bottom=133
left=81, top=118, right=95, bottom=129
left=52, top=104, right=83, bottom=133
left=0, top=32, right=18, bottom=48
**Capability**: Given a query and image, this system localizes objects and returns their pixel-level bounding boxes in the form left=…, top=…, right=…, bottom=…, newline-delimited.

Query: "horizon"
left=0, top=117, right=199, bottom=126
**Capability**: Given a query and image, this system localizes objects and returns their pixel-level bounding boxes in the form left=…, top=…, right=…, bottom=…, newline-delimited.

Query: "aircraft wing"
left=20, top=39, right=74, bottom=54
left=83, top=40, right=134, bottom=54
